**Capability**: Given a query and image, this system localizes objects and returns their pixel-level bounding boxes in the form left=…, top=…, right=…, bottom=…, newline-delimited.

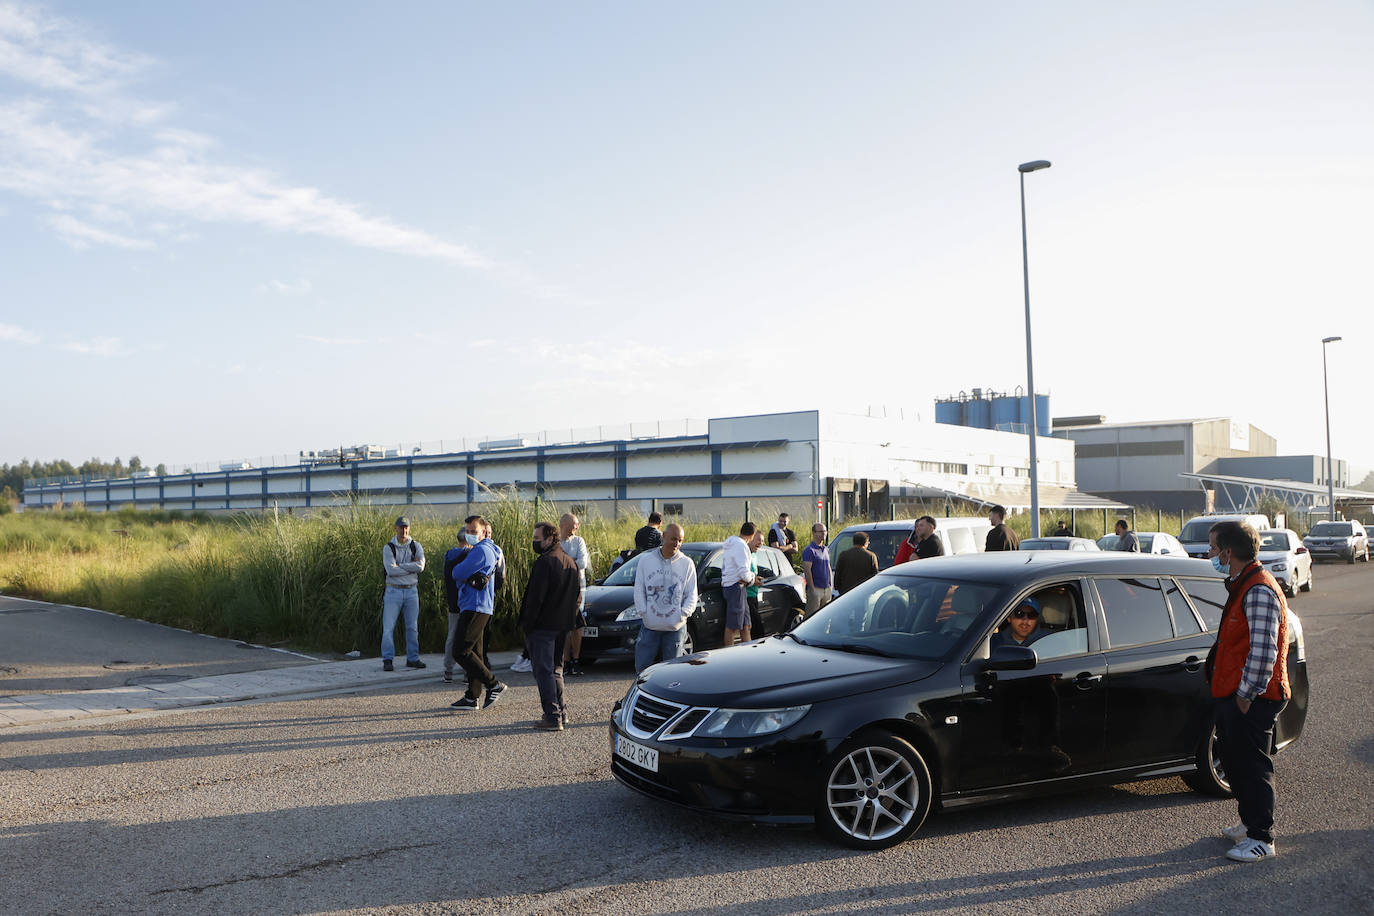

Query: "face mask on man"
left=532, top=539, right=546, bottom=553
left=464, top=532, right=481, bottom=546
left=1211, top=555, right=1227, bottom=574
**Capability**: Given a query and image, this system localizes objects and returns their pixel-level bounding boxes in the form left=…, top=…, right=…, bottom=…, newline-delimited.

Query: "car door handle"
left=1182, top=656, right=1203, bottom=672
left=1073, top=672, right=1102, bottom=689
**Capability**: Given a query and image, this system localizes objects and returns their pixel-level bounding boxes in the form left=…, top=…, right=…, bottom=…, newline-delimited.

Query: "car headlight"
left=615, top=606, right=642, bottom=622
left=696, top=705, right=810, bottom=738
left=1269, top=562, right=1287, bottom=571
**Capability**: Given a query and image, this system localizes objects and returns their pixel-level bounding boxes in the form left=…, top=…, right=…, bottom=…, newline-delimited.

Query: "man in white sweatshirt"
left=632, top=523, right=699, bottom=673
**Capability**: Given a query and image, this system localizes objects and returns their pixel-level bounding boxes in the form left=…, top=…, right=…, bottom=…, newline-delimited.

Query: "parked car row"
left=578, top=542, right=805, bottom=664
left=609, top=552, right=1310, bottom=849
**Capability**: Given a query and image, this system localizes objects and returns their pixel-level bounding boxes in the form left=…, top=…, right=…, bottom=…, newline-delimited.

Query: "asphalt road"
left=0, top=595, right=318, bottom=694
left=2, top=562, right=1371, bottom=915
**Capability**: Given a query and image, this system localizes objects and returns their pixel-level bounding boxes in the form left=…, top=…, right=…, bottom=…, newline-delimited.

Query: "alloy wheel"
left=825, top=745, right=921, bottom=842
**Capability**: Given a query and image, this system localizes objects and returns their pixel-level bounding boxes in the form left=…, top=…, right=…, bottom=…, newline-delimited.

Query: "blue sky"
left=2, top=0, right=1372, bottom=477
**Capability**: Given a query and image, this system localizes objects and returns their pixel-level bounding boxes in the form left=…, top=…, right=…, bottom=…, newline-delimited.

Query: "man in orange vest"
left=1207, top=521, right=1290, bottom=863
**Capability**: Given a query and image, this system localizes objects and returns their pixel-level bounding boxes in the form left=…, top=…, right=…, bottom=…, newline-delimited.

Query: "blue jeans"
left=635, top=626, right=684, bottom=673
left=381, top=585, right=420, bottom=662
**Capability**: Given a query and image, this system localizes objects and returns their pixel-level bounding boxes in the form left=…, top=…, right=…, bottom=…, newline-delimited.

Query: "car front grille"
left=629, top=691, right=686, bottom=737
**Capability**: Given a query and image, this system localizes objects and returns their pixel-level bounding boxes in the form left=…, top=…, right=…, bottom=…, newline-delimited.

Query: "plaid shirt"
left=1239, top=582, right=1282, bottom=699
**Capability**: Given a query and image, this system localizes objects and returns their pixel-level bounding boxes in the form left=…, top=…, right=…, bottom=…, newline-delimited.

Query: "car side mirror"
left=978, top=645, right=1036, bottom=672
left=1295, top=547, right=1307, bottom=555
left=593, top=577, right=606, bottom=586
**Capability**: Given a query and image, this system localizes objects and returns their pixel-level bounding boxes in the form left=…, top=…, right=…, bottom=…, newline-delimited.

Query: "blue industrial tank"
left=935, top=399, right=964, bottom=426
left=1015, top=395, right=1053, bottom=436
left=965, top=397, right=991, bottom=429
left=991, top=395, right=1019, bottom=432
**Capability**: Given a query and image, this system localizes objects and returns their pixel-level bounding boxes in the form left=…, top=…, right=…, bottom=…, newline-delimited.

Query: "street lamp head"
left=1018, top=160, right=1052, bottom=173
left=1322, top=336, right=1343, bottom=344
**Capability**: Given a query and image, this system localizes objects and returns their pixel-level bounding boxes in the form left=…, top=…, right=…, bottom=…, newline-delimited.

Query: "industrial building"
left=23, top=409, right=1100, bottom=521
left=1053, top=415, right=1353, bottom=512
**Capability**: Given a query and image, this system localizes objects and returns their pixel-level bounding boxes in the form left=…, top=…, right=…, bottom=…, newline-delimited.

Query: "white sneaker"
left=1226, top=838, right=1276, bottom=862
left=1221, top=823, right=1249, bottom=844
left=510, top=657, right=533, bottom=673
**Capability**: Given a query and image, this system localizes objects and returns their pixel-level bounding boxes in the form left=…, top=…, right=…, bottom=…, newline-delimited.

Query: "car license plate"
left=615, top=734, right=659, bottom=772
left=581, top=626, right=598, bottom=638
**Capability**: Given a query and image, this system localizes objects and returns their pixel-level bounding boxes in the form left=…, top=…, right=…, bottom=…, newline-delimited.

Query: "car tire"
left=1282, top=579, right=1296, bottom=599
left=1300, top=568, right=1313, bottom=592
left=1348, top=550, right=1356, bottom=565
left=681, top=624, right=696, bottom=657
left=1183, top=725, right=1232, bottom=798
left=1363, top=546, right=1370, bottom=563
left=786, top=610, right=804, bottom=632
left=815, top=730, right=933, bottom=850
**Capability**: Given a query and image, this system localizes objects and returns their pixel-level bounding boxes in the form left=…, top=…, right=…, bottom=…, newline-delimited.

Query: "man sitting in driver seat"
left=992, top=597, right=1044, bottom=648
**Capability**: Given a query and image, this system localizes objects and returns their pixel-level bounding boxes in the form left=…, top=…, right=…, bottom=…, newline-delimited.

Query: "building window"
left=664, top=503, right=684, bottom=516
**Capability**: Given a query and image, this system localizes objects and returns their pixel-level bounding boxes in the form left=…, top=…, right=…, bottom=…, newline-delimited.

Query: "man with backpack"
left=444, top=518, right=506, bottom=684
left=381, top=516, right=426, bottom=672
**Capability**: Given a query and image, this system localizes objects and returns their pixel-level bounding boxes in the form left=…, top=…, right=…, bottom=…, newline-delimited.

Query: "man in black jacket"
left=521, top=521, right=582, bottom=731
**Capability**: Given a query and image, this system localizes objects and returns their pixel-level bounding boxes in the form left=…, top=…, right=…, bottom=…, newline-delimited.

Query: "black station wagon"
left=579, top=542, right=805, bottom=664
left=609, top=552, right=1309, bottom=849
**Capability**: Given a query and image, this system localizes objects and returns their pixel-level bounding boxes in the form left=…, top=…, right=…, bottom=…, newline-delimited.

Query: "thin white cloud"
left=59, top=336, right=127, bottom=356
left=0, top=322, right=40, bottom=344
left=258, top=278, right=312, bottom=295
left=298, top=334, right=368, bottom=347
left=0, top=3, right=493, bottom=268
left=45, top=212, right=154, bottom=249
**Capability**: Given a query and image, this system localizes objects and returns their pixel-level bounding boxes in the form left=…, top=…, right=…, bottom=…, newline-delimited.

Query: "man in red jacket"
left=1207, top=521, right=1290, bottom=863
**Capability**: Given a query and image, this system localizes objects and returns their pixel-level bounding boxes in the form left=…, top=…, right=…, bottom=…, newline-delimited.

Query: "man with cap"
left=381, top=516, right=426, bottom=671
left=992, top=597, right=1044, bottom=648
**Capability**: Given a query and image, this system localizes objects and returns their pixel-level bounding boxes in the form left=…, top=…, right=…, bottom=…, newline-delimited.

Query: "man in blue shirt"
left=802, top=523, right=832, bottom=618
left=449, top=515, right=507, bottom=710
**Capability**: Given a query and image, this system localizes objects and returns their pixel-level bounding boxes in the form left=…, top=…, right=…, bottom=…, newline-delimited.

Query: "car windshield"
left=1308, top=522, right=1353, bottom=537
left=1180, top=521, right=1218, bottom=542
left=1021, top=538, right=1068, bottom=550
left=601, top=546, right=714, bottom=586
left=1259, top=532, right=1291, bottom=550
left=791, top=573, right=1004, bottom=660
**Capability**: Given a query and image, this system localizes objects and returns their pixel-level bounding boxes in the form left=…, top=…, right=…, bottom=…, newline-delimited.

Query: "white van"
left=1179, top=513, right=1271, bottom=559
left=828, top=517, right=993, bottom=571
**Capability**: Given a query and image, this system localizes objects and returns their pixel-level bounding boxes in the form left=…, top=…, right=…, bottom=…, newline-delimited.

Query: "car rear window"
left=1178, top=577, right=1227, bottom=630
left=1180, top=521, right=1217, bottom=542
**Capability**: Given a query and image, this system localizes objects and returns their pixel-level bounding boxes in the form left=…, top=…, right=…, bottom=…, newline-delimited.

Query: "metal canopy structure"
left=1179, top=472, right=1373, bottom=512
left=899, top=480, right=1131, bottom=512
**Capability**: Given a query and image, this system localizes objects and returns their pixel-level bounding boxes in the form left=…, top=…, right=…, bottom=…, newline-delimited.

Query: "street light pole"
left=1019, top=159, right=1052, bottom=538
left=1322, top=335, right=1342, bottom=521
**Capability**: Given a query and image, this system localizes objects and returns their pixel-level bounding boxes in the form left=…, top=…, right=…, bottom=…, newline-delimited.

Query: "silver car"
left=1258, top=528, right=1314, bottom=597
left=1302, top=520, right=1370, bottom=564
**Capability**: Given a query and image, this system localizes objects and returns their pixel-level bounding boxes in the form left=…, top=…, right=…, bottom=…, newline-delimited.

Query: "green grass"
left=0, top=497, right=1313, bottom=655
left=0, top=498, right=736, bottom=655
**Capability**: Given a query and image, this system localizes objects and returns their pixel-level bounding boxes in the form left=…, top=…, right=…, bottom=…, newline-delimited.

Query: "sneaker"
left=483, top=681, right=507, bottom=709
left=1226, top=838, right=1276, bottom=862
left=382, top=659, right=394, bottom=672
left=442, top=671, right=453, bottom=683
left=450, top=696, right=480, bottom=710
left=405, top=659, right=427, bottom=669
left=535, top=716, right=564, bottom=730
left=510, top=657, right=533, bottom=673
left=1222, top=823, right=1249, bottom=844
left=566, top=662, right=584, bottom=677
